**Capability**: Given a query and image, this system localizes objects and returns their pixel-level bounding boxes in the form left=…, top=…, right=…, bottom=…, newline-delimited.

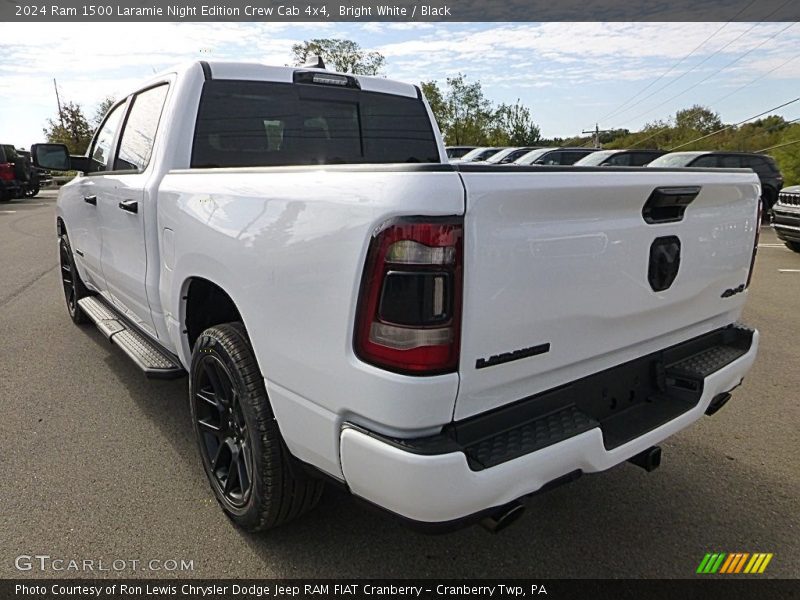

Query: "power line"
left=706, top=50, right=800, bottom=108
left=757, top=138, right=800, bottom=152
left=594, top=19, right=739, bottom=125
left=611, top=0, right=796, bottom=126
left=628, top=52, right=800, bottom=148
left=615, top=21, right=797, bottom=129
left=602, top=18, right=768, bottom=127
left=668, top=96, right=800, bottom=151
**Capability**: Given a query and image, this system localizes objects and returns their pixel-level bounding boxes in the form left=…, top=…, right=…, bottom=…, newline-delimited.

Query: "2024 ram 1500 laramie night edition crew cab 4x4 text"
left=34, top=61, right=760, bottom=533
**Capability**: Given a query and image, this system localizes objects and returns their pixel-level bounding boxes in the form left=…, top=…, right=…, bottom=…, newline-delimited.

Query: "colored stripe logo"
left=697, top=552, right=773, bottom=574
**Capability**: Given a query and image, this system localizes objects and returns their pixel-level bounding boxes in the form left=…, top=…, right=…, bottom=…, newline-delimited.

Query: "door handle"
left=83, top=195, right=97, bottom=205
left=118, top=199, right=138, bottom=214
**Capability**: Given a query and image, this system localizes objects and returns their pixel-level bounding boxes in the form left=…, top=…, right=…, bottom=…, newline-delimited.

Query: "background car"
left=771, top=185, right=800, bottom=253
left=452, top=146, right=505, bottom=163
left=574, top=148, right=667, bottom=167
left=445, top=146, right=476, bottom=160
left=0, top=143, right=23, bottom=202
left=514, top=147, right=599, bottom=166
left=15, top=149, right=46, bottom=197
left=648, top=151, right=784, bottom=217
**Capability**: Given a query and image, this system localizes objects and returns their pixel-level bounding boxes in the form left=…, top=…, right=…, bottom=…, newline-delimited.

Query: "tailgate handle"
left=642, top=186, right=700, bottom=224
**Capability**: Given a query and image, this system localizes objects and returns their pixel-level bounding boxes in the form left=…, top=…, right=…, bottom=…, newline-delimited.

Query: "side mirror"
left=31, top=144, right=71, bottom=171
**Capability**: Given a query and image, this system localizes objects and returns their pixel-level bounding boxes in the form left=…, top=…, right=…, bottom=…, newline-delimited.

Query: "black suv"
left=648, top=151, right=784, bottom=215
left=772, top=185, right=800, bottom=253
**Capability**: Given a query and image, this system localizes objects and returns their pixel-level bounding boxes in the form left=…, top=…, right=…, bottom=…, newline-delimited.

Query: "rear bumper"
left=340, top=325, right=758, bottom=524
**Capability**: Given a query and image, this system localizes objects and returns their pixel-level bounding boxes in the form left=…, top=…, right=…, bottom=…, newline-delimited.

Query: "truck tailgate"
left=455, top=167, right=759, bottom=420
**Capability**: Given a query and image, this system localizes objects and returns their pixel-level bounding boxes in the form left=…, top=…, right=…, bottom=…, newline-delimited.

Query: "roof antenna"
left=304, top=55, right=326, bottom=69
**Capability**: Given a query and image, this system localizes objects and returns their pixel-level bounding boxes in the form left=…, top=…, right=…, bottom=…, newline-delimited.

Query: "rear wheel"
left=761, top=188, right=777, bottom=223
left=190, top=323, right=324, bottom=531
left=59, top=233, right=89, bottom=324
left=786, top=241, right=800, bottom=253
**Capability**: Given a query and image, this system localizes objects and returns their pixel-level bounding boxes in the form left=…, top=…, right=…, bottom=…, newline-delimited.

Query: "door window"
left=88, top=102, right=125, bottom=173
left=115, top=85, right=169, bottom=172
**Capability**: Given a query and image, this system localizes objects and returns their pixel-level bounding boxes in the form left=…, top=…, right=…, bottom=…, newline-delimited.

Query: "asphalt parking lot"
left=1, top=189, right=798, bottom=579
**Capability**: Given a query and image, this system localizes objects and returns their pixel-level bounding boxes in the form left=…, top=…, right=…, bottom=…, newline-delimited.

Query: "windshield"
left=647, top=153, right=700, bottom=168
left=573, top=150, right=617, bottom=166
left=192, top=80, right=440, bottom=167
left=485, top=148, right=518, bottom=163
left=515, top=148, right=556, bottom=165
left=459, top=147, right=502, bottom=162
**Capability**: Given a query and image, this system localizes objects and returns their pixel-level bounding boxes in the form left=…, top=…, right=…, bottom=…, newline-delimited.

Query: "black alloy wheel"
left=59, top=234, right=88, bottom=324
left=190, top=323, right=324, bottom=531
left=193, top=354, right=254, bottom=509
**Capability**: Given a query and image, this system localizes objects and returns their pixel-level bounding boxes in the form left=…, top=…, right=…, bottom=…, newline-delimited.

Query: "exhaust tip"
left=628, top=445, right=662, bottom=472
left=480, top=502, right=525, bottom=534
left=706, top=392, right=732, bottom=416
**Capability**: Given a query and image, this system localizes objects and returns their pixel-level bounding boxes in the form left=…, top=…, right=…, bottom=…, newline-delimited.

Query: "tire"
left=786, top=241, right=800, bottom=253
left=761, top=188, right=777, bottom=223
left=189, top=323, right=324, bottom=532
left=59, top=233, right=89, bottom=324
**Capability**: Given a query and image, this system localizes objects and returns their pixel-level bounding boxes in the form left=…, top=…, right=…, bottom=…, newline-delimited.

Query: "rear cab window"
left=191, top=79, right=440, bottom=168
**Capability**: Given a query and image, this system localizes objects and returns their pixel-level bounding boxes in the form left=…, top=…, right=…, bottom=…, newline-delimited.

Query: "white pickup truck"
left=35, top=61, right=760, bottom=533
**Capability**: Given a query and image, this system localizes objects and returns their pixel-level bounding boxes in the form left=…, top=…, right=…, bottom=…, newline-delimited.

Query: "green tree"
left=445, top=74, right=495, bottom=145
left=490, top=100, right=542, bottom=146
left=43, top=101, right=93, bottom=155
left=93, top=96, right=116, bottom=127
left=423, top=76, right=540, bottom=146
left=674, top=105, right=722, bottom=135
left=292, top=39, right=385, bottom=75
left=420, top=80, right=447, bottom=133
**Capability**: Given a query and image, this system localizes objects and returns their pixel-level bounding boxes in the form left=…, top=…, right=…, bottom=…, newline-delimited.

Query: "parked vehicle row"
left=445, top=145, right=785, bottom=217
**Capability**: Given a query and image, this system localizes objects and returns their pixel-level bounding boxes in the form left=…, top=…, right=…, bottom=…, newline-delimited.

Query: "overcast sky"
left=1, top=21, right=799, bottom=147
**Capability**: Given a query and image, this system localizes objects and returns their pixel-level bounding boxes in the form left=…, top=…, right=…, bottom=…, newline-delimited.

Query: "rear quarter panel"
left=157, top=167, right=464, bottom=477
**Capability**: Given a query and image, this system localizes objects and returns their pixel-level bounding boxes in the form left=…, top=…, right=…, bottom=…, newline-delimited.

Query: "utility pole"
left=53, top=78, right=64, bottom=128
left=581, top=123, right=613, bottom=148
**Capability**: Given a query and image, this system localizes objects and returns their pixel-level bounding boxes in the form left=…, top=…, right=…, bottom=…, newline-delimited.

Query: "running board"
left=78, top=296, right=185, bottom=379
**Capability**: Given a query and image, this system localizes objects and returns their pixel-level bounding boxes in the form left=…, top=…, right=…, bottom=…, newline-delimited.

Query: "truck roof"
left=145, top=60, right=419, bottom=99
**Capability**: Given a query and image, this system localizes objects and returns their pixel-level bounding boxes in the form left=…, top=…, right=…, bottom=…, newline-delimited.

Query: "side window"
left=539, top=152, right=558, bottom=165
left=718, top=155, right=741, bottom=168
left=559, top=152, right=581, bottom=164
left=88, top=102, right=125, bottom=173
left=692, top=155, right=718, bottom=168
left=605, top=153, right=631, bottom=166
left=634, top=152, right=661, bottom=166
left=115, top=85, right=169, bottom=172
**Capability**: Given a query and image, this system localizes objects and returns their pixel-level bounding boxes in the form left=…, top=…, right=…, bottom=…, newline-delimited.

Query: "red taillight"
left=0, top=163, right=14, bottom=181
left=746, top=194, right=762, bottom=289
left=354, top=217, right=463, bottom=375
